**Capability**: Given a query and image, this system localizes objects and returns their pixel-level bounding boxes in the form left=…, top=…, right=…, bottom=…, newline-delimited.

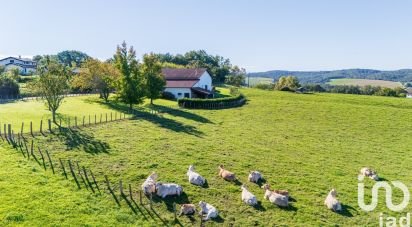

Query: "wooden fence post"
left=75, top=116, right=77, bottom=127
left=88, top=115, right=91, bottom=126
left=59, top=158, right=67, bottom=179
left=8, top=124, right=11, bottom=140
left=94, top=114, right=97, bottom=124
left=48, top=119, right=52, bottom=133
left=82, top=116, right=85, bottom=127
left=21, top=122, right=24, bottom=135
left=129, top=184, right=133, bottom=200
left=173, top=202, right=177, bottom=221
left=119, top=179, right=124, bottom=196
left=40, top=120, right=43, bottom=134
left=45, top=150, right=55, bottom=174
left=30, top=122, right=33, bottom=137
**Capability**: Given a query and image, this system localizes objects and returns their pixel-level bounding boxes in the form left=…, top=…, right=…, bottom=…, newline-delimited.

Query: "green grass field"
left=1, top=89, right=412, bottom=226
left=328, top=78, right=403, bottom=88
left=246, top=77, right=274, bottom=86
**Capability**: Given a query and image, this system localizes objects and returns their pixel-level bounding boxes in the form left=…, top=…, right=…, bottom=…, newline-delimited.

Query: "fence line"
left=0, top=92, right=99, bottom=103
left=1, top=114, right=182, bottom=226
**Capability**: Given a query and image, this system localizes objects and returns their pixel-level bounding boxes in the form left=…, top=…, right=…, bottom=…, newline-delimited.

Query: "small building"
left=0, top=56, right=37, bottom=75
left=162, top=68, right=213, bottom=99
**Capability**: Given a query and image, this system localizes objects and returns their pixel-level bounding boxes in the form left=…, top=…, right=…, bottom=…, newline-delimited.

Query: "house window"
left=205, top=85, right=208, bottom=90
left=10, top=60, right=14, bottom=63
left=184, top=93, right=190, bottom=98
left=177, top=93, right=182, bottom=96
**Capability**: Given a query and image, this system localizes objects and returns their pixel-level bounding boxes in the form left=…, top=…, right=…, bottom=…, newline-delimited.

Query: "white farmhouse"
left=0, top=56, right=37, bottom=75
left=162, top=68, right=213, bottom=99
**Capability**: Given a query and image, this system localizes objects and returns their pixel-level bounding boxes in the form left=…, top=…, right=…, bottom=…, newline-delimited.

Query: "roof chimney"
left=18, top=55, right=21, bottom=59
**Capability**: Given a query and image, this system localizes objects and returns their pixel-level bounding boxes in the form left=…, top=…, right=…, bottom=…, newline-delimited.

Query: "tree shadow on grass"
left=151, top=104, right=213, bottom=124
left=85, top=99, right=205, bottom=137
left=56, top=127, right=110, bottom=154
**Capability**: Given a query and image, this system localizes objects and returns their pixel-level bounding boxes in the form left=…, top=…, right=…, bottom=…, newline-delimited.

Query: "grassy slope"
left=328, top=78, right=403, bottom=88
left=0, top=95, right=129, bottom=134
left=1, top=89, right=412, bottom=226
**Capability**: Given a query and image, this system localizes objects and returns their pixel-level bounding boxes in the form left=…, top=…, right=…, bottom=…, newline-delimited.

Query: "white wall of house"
left=0, top=57, right=36, bottom=75
left=407, top=94, right=412, bottom=98
left=164, top=88, right=192, bottom=99
left=193, top=72, right=213, bottom=91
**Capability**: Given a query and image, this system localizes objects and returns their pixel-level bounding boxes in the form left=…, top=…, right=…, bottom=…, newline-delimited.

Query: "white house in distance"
left=0, top=56, right=37, bottom=75
left=406, top=88, right=412, bottom=98
left=162, top=68, right=213, bottom=99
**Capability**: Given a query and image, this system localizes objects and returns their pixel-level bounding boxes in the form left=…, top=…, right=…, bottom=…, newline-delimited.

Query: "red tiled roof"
left=162, top=68, right=207, bottom=80
left=166, top=80, right=198, bottom=88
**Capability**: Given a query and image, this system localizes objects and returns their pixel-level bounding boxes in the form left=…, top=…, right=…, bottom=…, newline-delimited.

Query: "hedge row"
left=178, top=94, right=246, bottom=109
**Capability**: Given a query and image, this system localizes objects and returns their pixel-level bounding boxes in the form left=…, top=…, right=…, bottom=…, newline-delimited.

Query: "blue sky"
left=1, top=0, right=411, bottom=72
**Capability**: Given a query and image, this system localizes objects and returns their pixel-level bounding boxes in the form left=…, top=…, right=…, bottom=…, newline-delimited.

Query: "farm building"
left=162, top=68, right=213, bottom=99
left=0, top=56, right=37, bottom=75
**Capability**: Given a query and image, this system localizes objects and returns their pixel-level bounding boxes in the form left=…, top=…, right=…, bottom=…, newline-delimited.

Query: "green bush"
left=253, top=83, right=274, bottom=90
left=178, top=94, right=246, bottom=109
left=0, top=76, right=20, bottom=97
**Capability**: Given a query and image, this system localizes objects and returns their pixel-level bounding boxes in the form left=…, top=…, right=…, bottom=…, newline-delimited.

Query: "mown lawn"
left=1, top=88, right=412, bottom=226
left=327, top=78, right=403, bottom=89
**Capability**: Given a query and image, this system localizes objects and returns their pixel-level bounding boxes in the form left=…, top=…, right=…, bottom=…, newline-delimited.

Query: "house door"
left=184, top=93, right=190, bottom=98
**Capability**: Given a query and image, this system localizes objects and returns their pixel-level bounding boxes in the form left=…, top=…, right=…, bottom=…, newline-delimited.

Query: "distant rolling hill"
left=248, top=69, right=412, bottom=84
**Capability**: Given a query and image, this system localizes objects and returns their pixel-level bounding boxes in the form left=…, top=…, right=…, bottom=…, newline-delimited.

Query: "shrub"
left=161, top=91, right=175, bottom=100
left=0, top=76, right=20, bottom=97
left=253, top=83, right=274, bottom=90
left=178, top=94, right=246, bottom=109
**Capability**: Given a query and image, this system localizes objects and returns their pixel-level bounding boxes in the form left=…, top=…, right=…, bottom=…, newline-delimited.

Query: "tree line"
left=254, top=76, right=408, bottom=97
left=29, top=42, right=165, bottom=123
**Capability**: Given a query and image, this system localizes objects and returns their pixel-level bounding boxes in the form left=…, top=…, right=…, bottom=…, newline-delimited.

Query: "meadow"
left=328, top=78, right=403, bottom=88
left=245, top=77, right=274, bottom=87
left=1, top=88, right=412, bottom=226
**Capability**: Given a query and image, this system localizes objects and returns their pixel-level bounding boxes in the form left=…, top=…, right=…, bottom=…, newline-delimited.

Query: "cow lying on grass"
left=187, top=165, right=206, bottom=186
left=141, top=172, right=158, bottom=195
left=262, top=184, right=289, bottom=207
left=218, top=165, right=236, bottom=182
left=241, top=185, right=258, bottom=206
left=155, top=182, right=183, bottom=198
left=324, top=189, right=342, bottom=212
left=199, top=201, right=218, bottom=221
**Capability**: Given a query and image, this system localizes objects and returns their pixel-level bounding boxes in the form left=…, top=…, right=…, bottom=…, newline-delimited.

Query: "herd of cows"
left=140, top=164, right=380, bottom=221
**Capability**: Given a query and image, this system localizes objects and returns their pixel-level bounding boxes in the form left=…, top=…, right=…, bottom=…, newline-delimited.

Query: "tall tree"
left=142, top=54, right=166, bottom=105
left=57, top=50, right=90, bottom=67
left=225, top=66, right=246, bottom=87
left=114, top=41, right=145, bottom=109
left=71, top=58, right=120, bottom=102
left=30, top=57, right=70, bottom=123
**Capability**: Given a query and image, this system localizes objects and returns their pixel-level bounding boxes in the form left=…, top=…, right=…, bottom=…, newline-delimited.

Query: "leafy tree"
left=30, top=57, right=70, bottom=123
left=0, top=75, right=19, bottom=97
left=0, top=66, right=5, bottom=75
left=114, top=41, right=145, bottom=110
left=8, top=68, right=21, bottom=82
left=275, top=76, right=301, bottom=91
left=154, top=50, right=233, bottom=83
left=71, top=58, right=120, bottom=102
left=32, top=55, right=43, bottom=62
left=225, top=66, right=246, bottom=87
left=57, top=50, right=90, bottom=67
left=142, top=54, right=166, bottom=105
